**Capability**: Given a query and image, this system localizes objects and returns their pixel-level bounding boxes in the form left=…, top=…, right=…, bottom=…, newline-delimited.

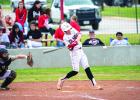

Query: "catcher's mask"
left=0, top=48, right=9, bottom=60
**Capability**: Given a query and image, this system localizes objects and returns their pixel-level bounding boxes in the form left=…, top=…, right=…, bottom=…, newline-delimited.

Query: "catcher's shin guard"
left=64, top=71, right=78, bottom=79
left=1, top=70, right=16, bottom=88
left=85, top=67, right=96, bottom=86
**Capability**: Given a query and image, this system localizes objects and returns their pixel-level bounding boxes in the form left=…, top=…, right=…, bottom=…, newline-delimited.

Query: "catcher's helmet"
left=0, top=48, right=9, bottom=60
left=0, top=26, right=4, bottom=31
left=61, top=22, right=72, bottom=32
left=0, top=48, right=8, bottom=54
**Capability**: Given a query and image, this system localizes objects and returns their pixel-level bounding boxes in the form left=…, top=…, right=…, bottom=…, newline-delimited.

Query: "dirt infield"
left=0, top=80, right=140, bottom=100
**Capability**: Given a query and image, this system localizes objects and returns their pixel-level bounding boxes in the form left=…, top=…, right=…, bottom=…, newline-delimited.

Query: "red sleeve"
left=15, top=9, right=20, bottom=22
left=19, top=9, right=27, bottom=26
left=70, top=21, right=80, bottom=32
left=38, top=15, right=49, bottom=29
left=22, top=9, right=27, bottom=24
left=54, top=28, right=59, bottom=39
left=54, top=27, right=64, bottom=40
left=38, top=16, right=44, bottom=29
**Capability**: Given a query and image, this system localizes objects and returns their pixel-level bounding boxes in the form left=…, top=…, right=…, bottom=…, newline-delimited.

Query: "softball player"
left=0, top=48, right=32, bottom=90
left=57, top=22, right=102, bottom=90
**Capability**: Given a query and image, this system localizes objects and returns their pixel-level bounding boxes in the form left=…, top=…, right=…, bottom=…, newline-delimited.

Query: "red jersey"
left=15, top=8, right=27, bottom=26
left=70, top=20, right=80, bottom=32
left=38, top=15, right=49, bottom=29
left=54, top=27, right=64, bottom=40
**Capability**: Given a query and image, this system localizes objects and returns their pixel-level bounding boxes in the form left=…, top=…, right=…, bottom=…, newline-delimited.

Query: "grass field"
left=102, top=7, right=140, bottom=19
left=0, top=0, right=10, bottom=5
left=12, top=66, right=140, bottom=82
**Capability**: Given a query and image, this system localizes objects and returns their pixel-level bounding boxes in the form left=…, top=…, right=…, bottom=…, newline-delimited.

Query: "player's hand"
left=68, top=41, right=78, bottom=50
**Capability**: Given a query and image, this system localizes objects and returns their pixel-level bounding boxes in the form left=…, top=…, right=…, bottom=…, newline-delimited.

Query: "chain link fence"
left=91, top=0, right=140, bottom=45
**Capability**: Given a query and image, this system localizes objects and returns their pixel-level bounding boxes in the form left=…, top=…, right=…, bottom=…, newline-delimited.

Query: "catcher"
left=0, top=48, right=33, bottom=90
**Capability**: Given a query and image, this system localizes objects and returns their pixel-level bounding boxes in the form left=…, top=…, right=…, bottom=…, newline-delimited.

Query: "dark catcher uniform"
left=0, top=48, right=16, bottom=90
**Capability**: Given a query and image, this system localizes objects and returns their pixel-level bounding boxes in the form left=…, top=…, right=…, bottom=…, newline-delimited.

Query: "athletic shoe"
left=0, top=87, right=10, bottom=90
left=57, top=78, right=64, bottom=90
left=93, top=85, right=103, bottom=90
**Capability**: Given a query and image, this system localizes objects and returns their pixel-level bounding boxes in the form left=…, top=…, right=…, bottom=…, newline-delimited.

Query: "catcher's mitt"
left=27, top=52, right=33, bottom=67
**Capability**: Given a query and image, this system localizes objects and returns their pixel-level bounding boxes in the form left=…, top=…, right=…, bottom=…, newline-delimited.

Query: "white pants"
left=0, top=70, right=11, bottom=80
left=27, top=40, right=42, bottom=48
left=70, top=49, right=89, bottom=72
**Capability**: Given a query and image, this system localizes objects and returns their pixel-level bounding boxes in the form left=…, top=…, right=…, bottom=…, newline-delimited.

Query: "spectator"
left=38, top=8, right=55, bottom=37
left=0, top=27, right=10, bottom=48
left=15, top=22, right=24, bottom=32
left=28, top=0, right=43, bottom=24
left=5, top=15, right=14, bottom=27
left=54, top=25, right=65, bottom=47
left=26, top=21, right=42, bottom=48
left=9, top=24, right=24, bottom=48
left=110, top=32, right=129, bottom=46
left=38, top=8, right=55, bottom=46
left=70, top=15, right=80, bottom=32
left=15, top=1, right=27, bottom=28
left=0, top=5, right=8, bottom=33
left=82, top=29, right=105, bottom=46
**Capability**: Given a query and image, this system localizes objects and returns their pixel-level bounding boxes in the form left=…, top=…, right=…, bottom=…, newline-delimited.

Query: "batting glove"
left=68, top=40, right=78, bottom=50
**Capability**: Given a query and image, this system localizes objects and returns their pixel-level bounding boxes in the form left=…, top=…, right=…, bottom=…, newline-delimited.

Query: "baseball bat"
left=43, top=47, right=64, bottom=54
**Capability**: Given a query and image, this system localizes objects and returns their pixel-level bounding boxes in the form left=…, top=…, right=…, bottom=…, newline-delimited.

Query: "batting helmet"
left=61, top=22, right=72, bottom=32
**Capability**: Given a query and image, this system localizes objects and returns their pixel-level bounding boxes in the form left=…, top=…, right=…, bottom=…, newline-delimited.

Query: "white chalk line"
left=0, top=93, right=106, bottom=100
left=53, top=94, right=107, bottom=100
left=0, top=94, right=48, bottom=97
left=81, top=94, right=107, bottom=100
left=126, top=86, right=140, bottom=90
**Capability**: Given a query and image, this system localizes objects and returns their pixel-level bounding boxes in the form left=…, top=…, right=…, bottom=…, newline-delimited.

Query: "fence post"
left=134, top=0, right=139, bottom=34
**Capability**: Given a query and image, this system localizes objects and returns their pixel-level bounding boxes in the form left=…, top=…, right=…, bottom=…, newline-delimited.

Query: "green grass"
left=0, top=0, right=10, bottom=5
left=81, top=34, right=140, bottom=46
left=7, top=66, right=140, bottom=82
left=47, top=0, right=52, bottom=8
left=102, top=7, right=140, bottom=19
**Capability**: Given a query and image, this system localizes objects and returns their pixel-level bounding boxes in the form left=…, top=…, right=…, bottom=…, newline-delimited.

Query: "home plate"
left=62, top=91, right=74, bottom=93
